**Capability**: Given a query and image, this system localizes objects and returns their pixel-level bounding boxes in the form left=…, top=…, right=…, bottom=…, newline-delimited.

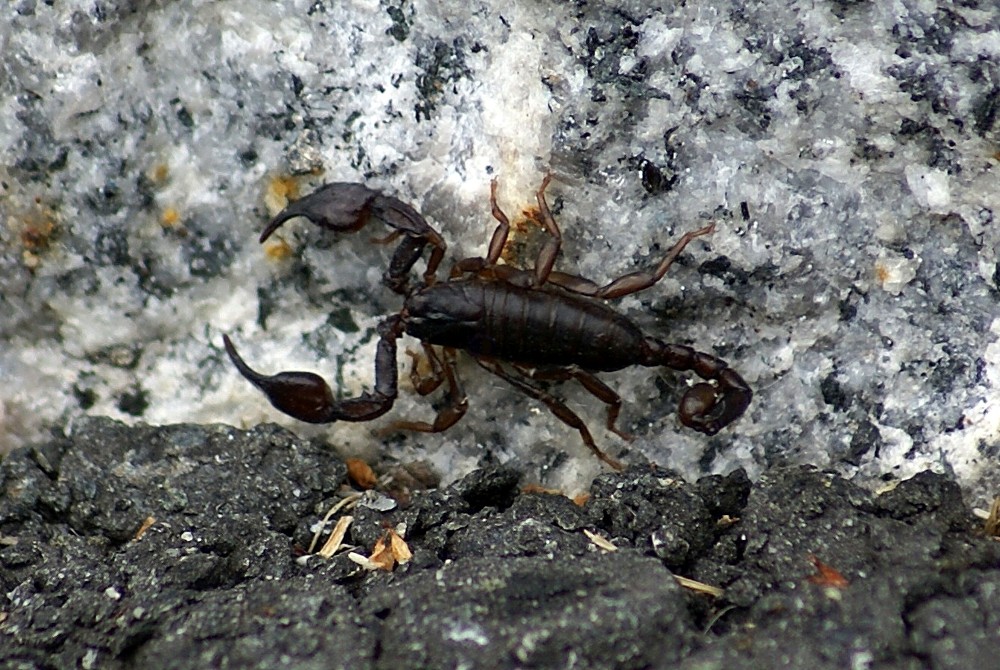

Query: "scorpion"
left=223, top=176, right=751, bottom=469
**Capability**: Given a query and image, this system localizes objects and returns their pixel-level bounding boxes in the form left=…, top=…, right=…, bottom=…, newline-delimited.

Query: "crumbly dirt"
left=2, top=418, right=997, bottom=669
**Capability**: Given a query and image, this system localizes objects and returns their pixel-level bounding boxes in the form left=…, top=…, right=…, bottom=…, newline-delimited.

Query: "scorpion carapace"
left=223, top=176, right=751, bottom=469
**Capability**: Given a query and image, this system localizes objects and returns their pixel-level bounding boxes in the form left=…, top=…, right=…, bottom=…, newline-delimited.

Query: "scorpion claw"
left=223, top=335, right=338, bottom=423
left=260, top=182, right=377, bottom=243
left=258, top=183, right=446, bottom=295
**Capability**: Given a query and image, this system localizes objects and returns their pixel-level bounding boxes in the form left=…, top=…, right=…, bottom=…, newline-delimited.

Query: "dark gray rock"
left=2, top=419, right=998, bottom=669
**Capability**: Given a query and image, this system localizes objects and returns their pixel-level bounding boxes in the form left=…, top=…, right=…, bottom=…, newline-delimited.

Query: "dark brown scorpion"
left=223, top=176, right=751, bottom=469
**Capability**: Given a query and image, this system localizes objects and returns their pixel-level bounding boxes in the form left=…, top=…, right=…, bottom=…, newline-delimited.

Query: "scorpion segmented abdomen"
left=479, top=282, right=645, bottom=371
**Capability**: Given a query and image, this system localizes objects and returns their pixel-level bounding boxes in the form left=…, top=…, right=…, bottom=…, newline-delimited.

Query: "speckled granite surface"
left=2, top=1, right=998, bottom=501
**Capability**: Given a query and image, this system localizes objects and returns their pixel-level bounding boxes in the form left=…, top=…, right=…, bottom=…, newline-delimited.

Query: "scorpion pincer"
left=223, top=176, right=751, bottom=469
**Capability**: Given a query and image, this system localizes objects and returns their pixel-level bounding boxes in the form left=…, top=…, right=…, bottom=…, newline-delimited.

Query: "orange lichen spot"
left=346, top=458, right=378, bottom=490
left=263, top=237, right=294, bottom=260
left=499, top=204, right=546, bottom=266
left=573, top=493, right=591, bottom=507
left=160, top=206, right=181, bottom=228
left=148, top=163, right=170, bottom=184
left=874, top=261, right=891, bottom=286
left=20, top=216, right=55, bottom=251
left=265, top=175, right=301, bottom=215
left=16, top=199, right=57, bottom=268
left=806, top=554, right=849, bottom=588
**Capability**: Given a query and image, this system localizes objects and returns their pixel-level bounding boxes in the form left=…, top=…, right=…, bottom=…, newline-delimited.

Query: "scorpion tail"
left=641, top=338, right=751, bottom=435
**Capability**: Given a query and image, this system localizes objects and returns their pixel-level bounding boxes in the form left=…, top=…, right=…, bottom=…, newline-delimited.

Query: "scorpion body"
left=224, top=176, right=751, bottom=469
left=404, top=279, right=644, bottom=370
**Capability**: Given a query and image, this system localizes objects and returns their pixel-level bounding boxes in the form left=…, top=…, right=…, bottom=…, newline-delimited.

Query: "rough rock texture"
left=4, top=3, right=999, bottom=663
left=2, top=419, right=997, bottom=669
left=2, top=0, right=999, bottom=502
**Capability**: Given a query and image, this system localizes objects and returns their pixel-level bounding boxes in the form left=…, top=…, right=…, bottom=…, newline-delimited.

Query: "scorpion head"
left=403, top=282, right=484, bottom=346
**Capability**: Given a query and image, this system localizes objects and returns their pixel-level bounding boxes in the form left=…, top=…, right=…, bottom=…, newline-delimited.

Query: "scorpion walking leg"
left=382, top=346, right=468, bottom=434
left=531, top=174, right=562, bottom=285
left=515, top=365, right=634, bottom=442
left=458, top=175, right=561, bottom=285
left=476, top=358, right=625, bottom=471
left=485, top=178, right=512, bottom=264
left=640, top=339, right=751, bottom=435
left=446, top=179, right=514, bottom=280
left=544, top=223, right=716, bottom=299
left=222, top=316, right=404, bottom=423
left=406, top=343, right=447, bottom=395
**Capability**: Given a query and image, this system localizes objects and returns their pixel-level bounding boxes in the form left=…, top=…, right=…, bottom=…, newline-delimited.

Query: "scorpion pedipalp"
left=223, top=316, right=404, bottom=423
left=259, top=182, right=376, bottom=243
left=678, top=378, right=752, bottom=436
left=259, top=183, right=446, bottom=294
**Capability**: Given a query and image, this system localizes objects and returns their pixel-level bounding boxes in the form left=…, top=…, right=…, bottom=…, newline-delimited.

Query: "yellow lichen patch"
left=14, top=198, right=57, bottom=268
left=160, top=206, right=181, bottom=228
left=147, top=163, right=170, bottom=185
left=263, top=237, right=294, bottom=260
left=498, top=204, right=545, bottom=267
left=22, top=251, right=41, bottom=269
left=264, top=175, right=300, bottom=216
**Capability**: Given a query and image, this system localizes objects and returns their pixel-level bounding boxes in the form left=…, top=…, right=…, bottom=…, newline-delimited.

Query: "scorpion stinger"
left=639, top=339, right=752, bottom=436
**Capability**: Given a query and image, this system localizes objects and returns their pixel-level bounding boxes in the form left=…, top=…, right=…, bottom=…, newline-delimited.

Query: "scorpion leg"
left=381, top=346, right=468, bottom=434
left=260, top=182, right=446, bottom=294
left=406, top=343, right=447, bottom=395
left=458, top=175, right=560, bottom=285
left=485, top=178, right=512, bottom=264
left=640, top=339, right=751, bottom=435
left=448, top=178, right=513, bottom=280
left=515, top=365, right=634, bottom=442
left=544, top=223, right=716, bottom=299
left=531, top=174, right=562, bottom=286
left=222, top=316, right=403, bottom=423
left=476, top=358, right=625, bottom=471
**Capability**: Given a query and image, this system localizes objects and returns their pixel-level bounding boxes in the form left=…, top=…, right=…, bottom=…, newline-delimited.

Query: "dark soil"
left=2, top=418, right=997, bottom=669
